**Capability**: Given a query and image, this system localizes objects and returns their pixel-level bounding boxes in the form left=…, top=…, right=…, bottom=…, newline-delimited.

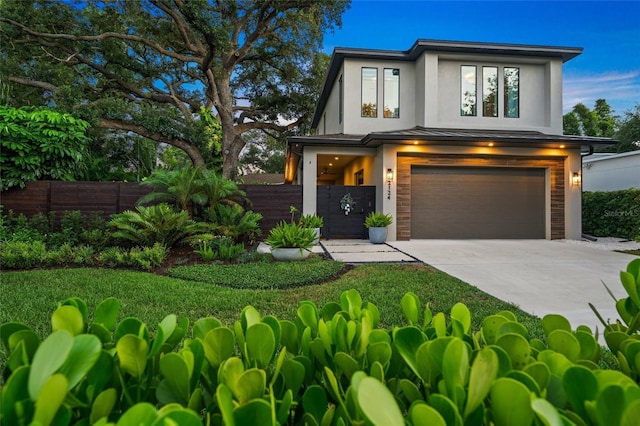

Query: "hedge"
left=583, top=189, right=640, bottom=240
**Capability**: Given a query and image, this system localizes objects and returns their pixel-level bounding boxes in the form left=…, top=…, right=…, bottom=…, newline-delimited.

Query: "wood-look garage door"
left=411, top=166, right=545, bottom=239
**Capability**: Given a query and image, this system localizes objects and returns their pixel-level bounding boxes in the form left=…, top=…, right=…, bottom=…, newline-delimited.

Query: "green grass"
left=167, top=256, right=345, bottom=289
left=0, top=263, right=544, bottom=341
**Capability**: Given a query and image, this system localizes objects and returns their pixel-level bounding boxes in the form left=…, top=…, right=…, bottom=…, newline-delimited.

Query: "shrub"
left=299, top=213, right=324, bottom=228
left=96, top=244, right=167, bottom=271
left=583, top=189, right=640, bottom=240
left=364, top=211, right=393, bottom=228
left=109, top=203, right=212, bottom=247
left=2, top=259, right=640, bottom=425
left=204, top=204, right=262, bottom=244
left=265, top=220, right=316, bottom=249
left=0, top=240, right=47, bottom=268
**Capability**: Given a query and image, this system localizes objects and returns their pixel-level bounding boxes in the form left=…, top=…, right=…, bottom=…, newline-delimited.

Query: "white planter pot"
left=270, top=247, right=311, bottom=261
left=311, top=228, right=321, bottom=245
left=368, top=227, right=388, bottom=244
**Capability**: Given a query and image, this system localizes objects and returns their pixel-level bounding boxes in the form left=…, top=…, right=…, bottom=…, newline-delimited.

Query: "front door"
left=317, top=186, right=376, bottom=239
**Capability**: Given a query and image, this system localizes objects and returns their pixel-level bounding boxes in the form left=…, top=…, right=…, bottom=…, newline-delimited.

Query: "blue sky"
left=321, top=0, right=640, bottom=115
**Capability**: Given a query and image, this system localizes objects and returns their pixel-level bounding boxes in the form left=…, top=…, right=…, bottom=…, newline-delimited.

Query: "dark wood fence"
left=1, top=181, right=302, bottom=237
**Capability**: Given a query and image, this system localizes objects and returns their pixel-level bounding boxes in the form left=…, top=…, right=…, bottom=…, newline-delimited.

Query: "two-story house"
left=285, top=39, right=612, bottom=241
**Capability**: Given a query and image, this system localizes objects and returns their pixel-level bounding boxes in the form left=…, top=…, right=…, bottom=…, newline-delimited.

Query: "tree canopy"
left=0, top=0, right=348, bottom=177
left=563, top=99, right=639, bottom=153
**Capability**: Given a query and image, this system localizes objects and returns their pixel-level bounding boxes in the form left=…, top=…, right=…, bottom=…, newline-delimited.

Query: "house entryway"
left=317, top=186, right=376, bottom=239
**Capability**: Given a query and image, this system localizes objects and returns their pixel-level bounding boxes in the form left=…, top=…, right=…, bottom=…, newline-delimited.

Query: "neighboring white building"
left=582, top=150, right=640, bottom=192
left=286, top=39, right=613, bottom=240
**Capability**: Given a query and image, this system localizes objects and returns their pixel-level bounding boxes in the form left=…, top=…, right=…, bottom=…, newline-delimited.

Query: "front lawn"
left=0, top=262, right=544, bottom=340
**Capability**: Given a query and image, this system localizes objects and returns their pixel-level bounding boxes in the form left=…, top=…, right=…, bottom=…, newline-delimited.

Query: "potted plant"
left=265, top=221, right=317, bottom=260
left=364, top=212, right=393, bottom=244
left=299, top=213, right=324, bottom=244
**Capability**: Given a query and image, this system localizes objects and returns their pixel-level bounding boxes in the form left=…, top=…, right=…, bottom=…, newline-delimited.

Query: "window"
left=483, top=67, right=498, bottom=117
left=383, top=68, right=400, bottom=118
left=339, top=75, right=343, bottom=123
left=460, top=66, right=477, bottom=116
left=355, top=169, right=364, bottom=186
left=504, top=67, right=520, bottom=118
left=361, top=67, right=377, bottom=117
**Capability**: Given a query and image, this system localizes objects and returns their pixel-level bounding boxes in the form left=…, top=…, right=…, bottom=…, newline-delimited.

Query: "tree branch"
left=97, top=118, right=205, bottom=166
left=0, top=17, right=200, bottom=64
left=7, top=76, right=59, bottom=93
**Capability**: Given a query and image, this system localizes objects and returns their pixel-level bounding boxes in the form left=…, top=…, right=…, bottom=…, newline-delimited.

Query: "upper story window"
left=383, top=68, right=400, bottom=118
left=361, top=67, right=377, bottom=118
left=504, top=67, right=520, bottom=118
left=483, top=67, right=498, bottom=117
left=460, top=66, right=477, bottom=116
left=461, top=65, right=520, bottom=118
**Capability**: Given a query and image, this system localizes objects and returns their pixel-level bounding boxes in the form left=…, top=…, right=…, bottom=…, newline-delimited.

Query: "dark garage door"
left=411, top=166, right=545, bottom=239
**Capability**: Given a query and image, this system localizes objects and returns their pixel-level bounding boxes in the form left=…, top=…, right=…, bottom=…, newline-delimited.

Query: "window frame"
left=460, top=65, right=477, bottom=117
left=383, top=68, right=400, bottom=118
left=361, top=67, right=378, bottom=118
left=482, top=66, right=498, bottom=117
left=504, top=67, right=520, bottom=118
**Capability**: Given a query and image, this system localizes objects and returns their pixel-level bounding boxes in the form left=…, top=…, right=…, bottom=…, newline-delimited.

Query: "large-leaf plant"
left=3, top=260, right=640, bottom=425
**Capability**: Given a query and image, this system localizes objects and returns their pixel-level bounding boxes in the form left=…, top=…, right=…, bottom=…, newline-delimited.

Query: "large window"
left=483, top=67, right=498, bottom=117
left=361, top=67, right=377, bottom=117
left=383, top=68, right=400, bottom=118
left=504, top=67, right=520, bottom=118
left=460, top=66, right=477, bottom=116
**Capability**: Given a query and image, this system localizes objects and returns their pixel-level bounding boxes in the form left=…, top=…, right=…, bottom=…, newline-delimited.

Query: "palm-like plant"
left=138, top=167, right=207, bottom=216
left=109, top=203, right=212, bottom=247
left=204, top=204, right=263, bottom=244
left=200, top=169, right=247, bottom=210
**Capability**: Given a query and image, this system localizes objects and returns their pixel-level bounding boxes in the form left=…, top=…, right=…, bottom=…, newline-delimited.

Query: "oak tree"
left=0, top=0, right=348, bottom=178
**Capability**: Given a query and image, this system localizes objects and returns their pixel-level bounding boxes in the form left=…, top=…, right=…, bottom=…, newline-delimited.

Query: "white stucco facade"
left=288, top=40, right=612, bottom=241
left=582, top=151, right=640, bottom=191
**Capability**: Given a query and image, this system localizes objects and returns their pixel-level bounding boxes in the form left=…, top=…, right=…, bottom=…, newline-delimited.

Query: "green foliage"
left=1, top=0, right=348, bottom=177
left=592, top=259, right=640, bottom=381
left=615, top=104, right=640, bottom=153
left=3, top=260, right=640, bottom=425
left=582, top=189, right=640, bottom=240
left=1, top=209, right=111, bottom=249
left=109, top=203, right=212, bottom=247
left=0, top=240, right=48, bottom=269
left=139, top=167, right=247, bottom=218
left=299, top=213, right=324, bottom=228
left=192, top=236, right=246, bottom=262
left=0, top=106, right=89, bottom=190
left=168, top=256, right=344, bottom=289
left=364, top=211, right=393, bottom=228
left=265, top=220, right=317, bottom=249
left=204, top=204, right=262, bottom=244
left=563, top=99, right=616, bottom=138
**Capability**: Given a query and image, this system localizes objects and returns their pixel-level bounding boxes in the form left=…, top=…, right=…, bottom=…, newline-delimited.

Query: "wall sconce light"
left=571, top=172, right=581, bottom=187
left=386, top=168, right=394, bottom=200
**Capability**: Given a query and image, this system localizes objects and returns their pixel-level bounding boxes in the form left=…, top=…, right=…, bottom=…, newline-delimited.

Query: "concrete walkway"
left=320, top=240, right=418, bottom=263
left=390, top=239, right=639, bottom=335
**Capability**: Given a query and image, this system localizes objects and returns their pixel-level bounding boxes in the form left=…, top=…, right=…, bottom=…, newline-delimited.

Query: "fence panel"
left=1, top=181, right=302, bottom=238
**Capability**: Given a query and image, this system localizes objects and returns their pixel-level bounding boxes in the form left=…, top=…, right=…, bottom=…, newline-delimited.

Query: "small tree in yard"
left=0, top=106, right=89, bottom=190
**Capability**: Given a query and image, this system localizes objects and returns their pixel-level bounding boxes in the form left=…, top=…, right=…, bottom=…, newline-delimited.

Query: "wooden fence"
left=0, top=181, right=302, bottom=237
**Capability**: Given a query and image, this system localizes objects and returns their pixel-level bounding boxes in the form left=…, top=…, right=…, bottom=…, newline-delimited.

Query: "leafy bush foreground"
left=2, top=259, right=640, bottom=426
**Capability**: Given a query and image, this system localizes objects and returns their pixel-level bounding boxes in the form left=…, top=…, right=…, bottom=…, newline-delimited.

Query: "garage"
left=411, top=166, right=546, bottom=239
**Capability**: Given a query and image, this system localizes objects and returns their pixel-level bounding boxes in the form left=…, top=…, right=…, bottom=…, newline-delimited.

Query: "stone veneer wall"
left=395, top=154, right=566, bottom=240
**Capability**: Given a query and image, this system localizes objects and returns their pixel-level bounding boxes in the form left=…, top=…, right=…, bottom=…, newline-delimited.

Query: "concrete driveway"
left=389, top=239, right=639, bottom=336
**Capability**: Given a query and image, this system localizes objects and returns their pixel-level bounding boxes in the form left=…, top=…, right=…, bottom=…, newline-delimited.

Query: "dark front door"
left=317, top=186, right=376, bottom=239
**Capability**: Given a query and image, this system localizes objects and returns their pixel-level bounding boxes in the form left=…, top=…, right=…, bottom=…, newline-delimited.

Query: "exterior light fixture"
left=559, top=144, right=565, bottom=149
left=386, top=168, right=394, bottom=200
left=488, top=142, right=494, bottom=147
left=571, top=172, right=581, bottom=186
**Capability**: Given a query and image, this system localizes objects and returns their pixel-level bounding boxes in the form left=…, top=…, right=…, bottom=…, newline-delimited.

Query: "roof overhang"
left=284, top=127, right=615, bottom=183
